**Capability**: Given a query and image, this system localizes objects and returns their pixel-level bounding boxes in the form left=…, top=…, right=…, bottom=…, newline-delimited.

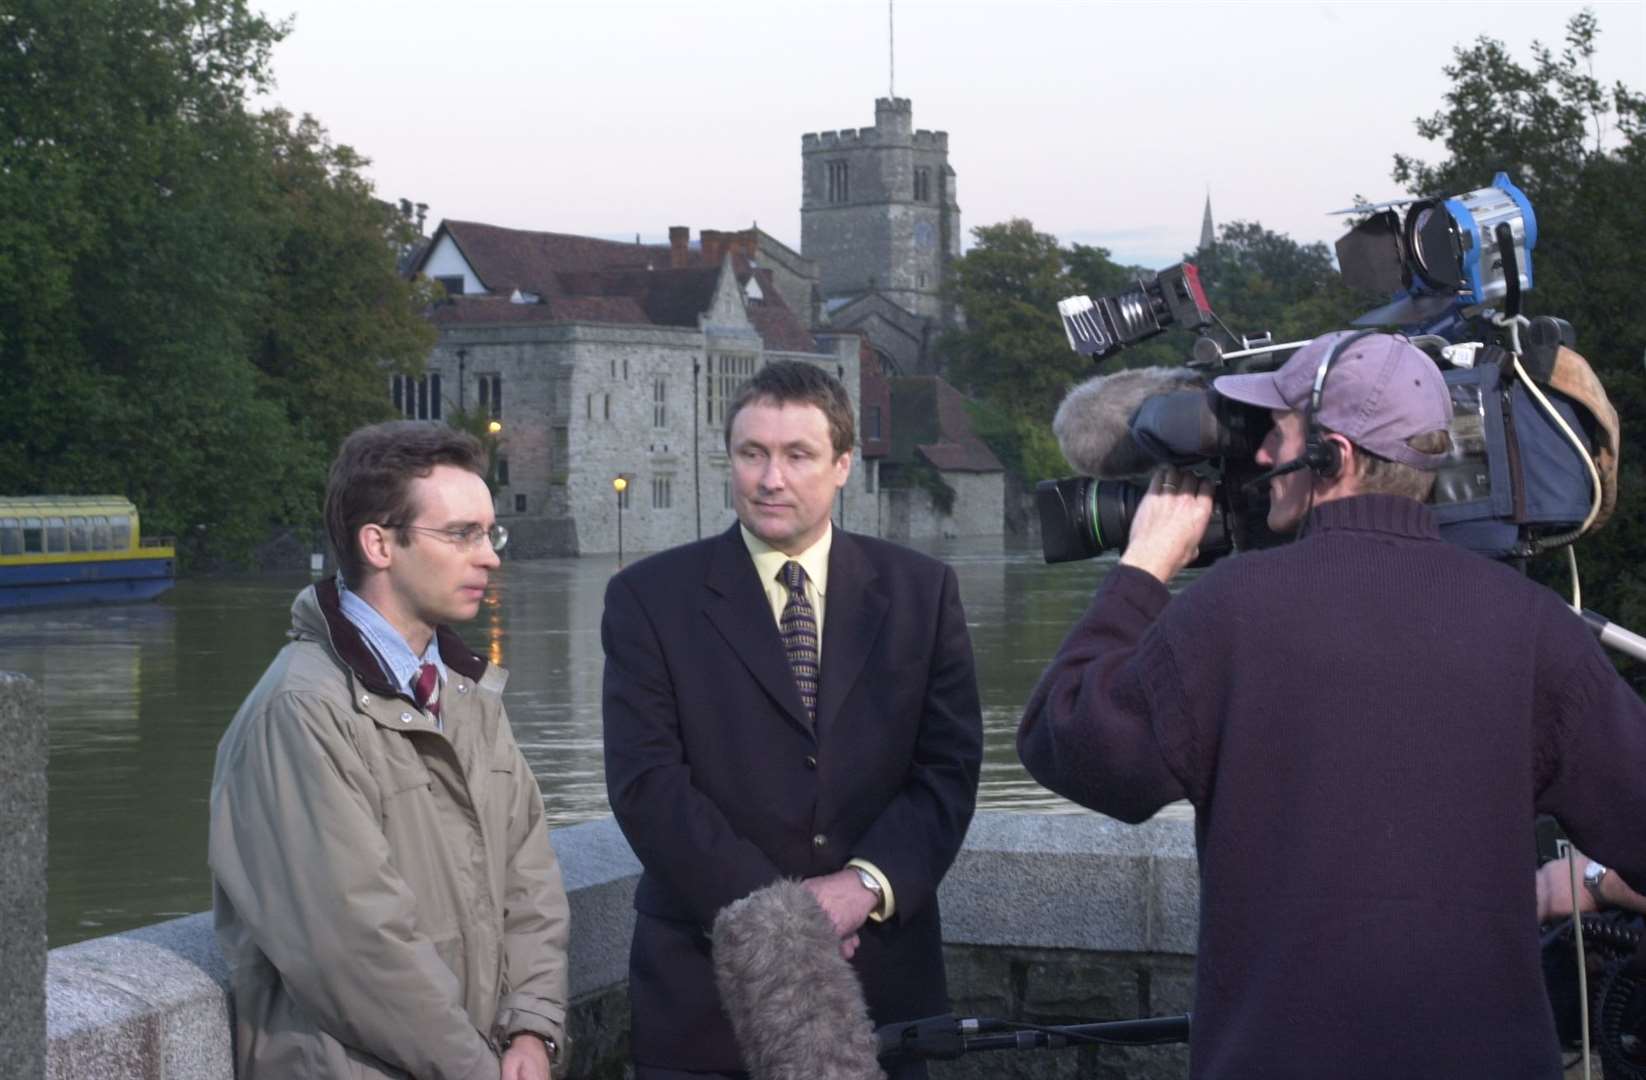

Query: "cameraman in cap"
left=1019, top=331, right=1646, bottom=1079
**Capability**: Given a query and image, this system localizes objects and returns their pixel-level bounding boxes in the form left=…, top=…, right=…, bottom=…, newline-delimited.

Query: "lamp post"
left=613, top=476, right=628, bottom=568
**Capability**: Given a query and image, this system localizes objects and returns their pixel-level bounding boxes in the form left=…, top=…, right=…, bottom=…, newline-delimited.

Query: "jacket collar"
left=293, top=578, right=492, bottom=699
left=815, top=528, right=886, bottom=737
left=701, top=523, right=887, bottom=739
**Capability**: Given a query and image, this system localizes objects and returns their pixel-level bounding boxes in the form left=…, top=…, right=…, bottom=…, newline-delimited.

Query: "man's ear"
left=357, top=523, right=396, bottom=572
left=1324, top=434, right=1361, bottom=487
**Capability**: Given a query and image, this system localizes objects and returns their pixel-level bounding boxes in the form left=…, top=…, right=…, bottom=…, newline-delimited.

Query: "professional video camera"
left=1038, top=172, right=1622, bottom=577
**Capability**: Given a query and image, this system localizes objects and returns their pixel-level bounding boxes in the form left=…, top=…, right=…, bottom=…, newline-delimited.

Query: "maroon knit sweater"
left=1020, top=494, right=1646, bottom=1079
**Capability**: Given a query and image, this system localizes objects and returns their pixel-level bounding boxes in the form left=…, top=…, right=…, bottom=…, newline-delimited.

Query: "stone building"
left=404, top=220, right=862, bottom=557
left=876, top=375, right=1004, bottom=542
left=801, top=97, right=961, bottom=376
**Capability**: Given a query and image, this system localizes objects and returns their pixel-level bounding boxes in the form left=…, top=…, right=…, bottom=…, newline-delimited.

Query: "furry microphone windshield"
left=712, top=879, right=887, bottom=1080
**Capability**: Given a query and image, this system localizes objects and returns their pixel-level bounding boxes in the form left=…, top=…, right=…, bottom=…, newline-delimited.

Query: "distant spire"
left=1199, top=191, right=1215, bottom=251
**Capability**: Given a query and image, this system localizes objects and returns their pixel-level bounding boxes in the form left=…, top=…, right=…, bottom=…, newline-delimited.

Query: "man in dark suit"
left=602, top=360, right=983, bottom=1079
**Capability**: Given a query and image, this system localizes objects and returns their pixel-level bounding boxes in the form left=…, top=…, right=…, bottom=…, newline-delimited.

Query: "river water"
left=1, top=538, right=1135, bottom=947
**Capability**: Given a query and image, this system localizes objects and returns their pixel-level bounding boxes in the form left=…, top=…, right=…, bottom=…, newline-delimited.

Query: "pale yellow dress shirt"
left=738, top=524, right=895, bottom=922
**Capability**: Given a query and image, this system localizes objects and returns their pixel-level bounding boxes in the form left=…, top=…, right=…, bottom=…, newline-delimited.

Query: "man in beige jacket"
left=210, top=421, right=569, bottom=1080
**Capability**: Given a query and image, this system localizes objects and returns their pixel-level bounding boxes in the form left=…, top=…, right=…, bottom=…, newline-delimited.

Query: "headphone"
left=1300, top=329, right=1380, bottom=480
left=1242, top=328, right=1382, bottom=494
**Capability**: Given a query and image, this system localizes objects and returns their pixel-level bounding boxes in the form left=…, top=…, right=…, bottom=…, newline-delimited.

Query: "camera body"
left=1039, top=172, right=1615, bottom=567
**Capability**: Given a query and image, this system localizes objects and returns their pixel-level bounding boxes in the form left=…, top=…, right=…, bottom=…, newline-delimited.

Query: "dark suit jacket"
left=602, top=524, right=983, bottom=1071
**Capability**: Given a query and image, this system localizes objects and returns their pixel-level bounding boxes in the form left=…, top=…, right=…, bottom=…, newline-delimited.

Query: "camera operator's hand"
left=1119, top=467, right=1215, bottom=585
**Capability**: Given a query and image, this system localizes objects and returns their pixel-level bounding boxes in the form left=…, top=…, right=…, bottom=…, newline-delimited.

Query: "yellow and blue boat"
left=0, top=496, right=176, bottom=609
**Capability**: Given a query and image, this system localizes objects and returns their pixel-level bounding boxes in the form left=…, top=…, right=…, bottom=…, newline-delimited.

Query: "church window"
left=477, top=374, right=502, bottom=419
left=515, top=494, right=528, bottom=513
left=722, top=475, right=733, bottom=511
left=827, top=160, right=849, bottom=203
left=864, top=405, right=882, bottom=440
left=496, top=457, right=510, bottom=486
left=706, top=354, right=758, bottom=426
left=653, top=378, right=668, bottom=427
left=918, top=271, right=928, bottom=289
left=865, top=460, right=877, bottom=494
left=391, top=373, right=442, bottom=420
left=652, top=475, right=672, bottom=510
left=914, top=167, right=931, bottom=202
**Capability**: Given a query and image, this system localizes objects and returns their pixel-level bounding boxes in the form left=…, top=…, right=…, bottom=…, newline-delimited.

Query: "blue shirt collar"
left=337, top=582, right=446, bottom=698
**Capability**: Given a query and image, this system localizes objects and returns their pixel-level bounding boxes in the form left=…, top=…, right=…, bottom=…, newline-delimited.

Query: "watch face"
left=914, top=221, right=935, bottom=252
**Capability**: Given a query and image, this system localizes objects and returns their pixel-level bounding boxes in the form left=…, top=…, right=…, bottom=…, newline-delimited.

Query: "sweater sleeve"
left=1018, top=565, right=1192, bottom=822
left=1535, top=633, right=1646, bottom=894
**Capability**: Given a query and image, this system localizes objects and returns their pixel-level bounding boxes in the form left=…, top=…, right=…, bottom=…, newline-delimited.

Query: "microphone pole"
left=876, top=1013, right=1190, bottom=1063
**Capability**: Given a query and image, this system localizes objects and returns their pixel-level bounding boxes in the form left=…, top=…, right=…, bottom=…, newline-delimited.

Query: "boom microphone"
left=711, top=880, right=886, bottom=1080
left=1053, top=366, right=1205, bottom=477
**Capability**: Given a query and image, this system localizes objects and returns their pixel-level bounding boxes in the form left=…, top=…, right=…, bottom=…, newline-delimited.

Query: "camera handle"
left=874, top=1012, right=1190, bottom=1063
left=1580, top=610, right=1646, bottom=664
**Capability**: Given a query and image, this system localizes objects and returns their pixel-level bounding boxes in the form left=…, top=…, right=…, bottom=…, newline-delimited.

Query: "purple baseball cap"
left=1212, top=331, right=1453, bottom=468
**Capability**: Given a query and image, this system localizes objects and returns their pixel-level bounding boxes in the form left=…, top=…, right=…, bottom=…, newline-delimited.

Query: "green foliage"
left=1192, top=221, right=1373, bottom=342
left=967, top=400, right=1066, bottom=485
left=1391, top=10, right=1646, bottom=628
left=889, top=461, right=957, bottom=516
left=0, top=0, right=435, bottom=568
left=943, top=220, right=1089, bottom=419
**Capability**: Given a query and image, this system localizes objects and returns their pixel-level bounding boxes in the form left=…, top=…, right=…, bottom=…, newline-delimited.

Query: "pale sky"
left=257, top=0, right=1646, bottom=269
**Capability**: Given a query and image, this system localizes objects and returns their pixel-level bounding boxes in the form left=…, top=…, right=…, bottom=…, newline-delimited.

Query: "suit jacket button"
left=812, top=833, right=827, bottom=849
left=805, top=755, right=817, bottom=770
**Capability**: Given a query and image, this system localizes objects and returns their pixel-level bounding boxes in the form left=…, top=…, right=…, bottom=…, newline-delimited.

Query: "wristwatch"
left=500, top=1031, right=558, bottom=1061
left=1583, top=859, right=1610, bottom=907
left=854, top=866, right=884, bottom=909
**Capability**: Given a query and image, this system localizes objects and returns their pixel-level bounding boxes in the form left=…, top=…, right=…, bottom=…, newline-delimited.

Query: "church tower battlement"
left=801, top=97, right=959, bottom=325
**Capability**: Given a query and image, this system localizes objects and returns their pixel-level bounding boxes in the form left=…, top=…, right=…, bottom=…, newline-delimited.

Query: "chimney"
left=701, top=229, right=723, bottom=267
left=669, top=226, right=689, bottom=268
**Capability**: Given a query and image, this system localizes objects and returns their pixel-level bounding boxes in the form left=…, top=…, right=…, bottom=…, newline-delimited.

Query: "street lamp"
left=487, top=419, right=502, bottom=435
left=613, top=476, right=628, bottom=568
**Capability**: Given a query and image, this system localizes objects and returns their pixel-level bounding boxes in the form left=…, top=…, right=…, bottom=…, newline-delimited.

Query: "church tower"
left=800, top=97, right=960, bottom=323
left=1199, top=192, right=1216, bottom=251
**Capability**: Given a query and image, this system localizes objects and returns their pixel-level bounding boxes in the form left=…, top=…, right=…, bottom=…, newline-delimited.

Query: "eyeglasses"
left=397, top=522, right=509, bottom=552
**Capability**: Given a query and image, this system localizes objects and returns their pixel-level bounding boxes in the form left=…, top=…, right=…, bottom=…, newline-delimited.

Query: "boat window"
left=92, top=516, right=110, bottom=551
left=23, top=518, right=43, bottom=553
left=0, top=518, right=18, bottom=555
left=112, top=516, right=131, bottom=550
left=68, top=517, right=90, bottom=552
left=46, top=517, right=67, bottom=552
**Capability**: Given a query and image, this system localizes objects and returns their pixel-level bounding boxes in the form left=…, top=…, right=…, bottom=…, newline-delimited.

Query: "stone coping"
left=43, top=810, right=1197, bottom=1079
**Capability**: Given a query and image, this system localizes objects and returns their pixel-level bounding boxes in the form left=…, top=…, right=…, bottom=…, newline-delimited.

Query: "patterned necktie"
left=412, top=662, right=441, bottom=719
left=779, top=561, right=819, bottom=725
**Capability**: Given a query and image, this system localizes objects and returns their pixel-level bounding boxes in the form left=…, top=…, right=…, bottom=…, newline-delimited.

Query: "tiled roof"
left=422, top=221, right=821, bottom=353
left=889, top=376, right=1003, bottom=474
left=438, top=221, right=653, bottom=294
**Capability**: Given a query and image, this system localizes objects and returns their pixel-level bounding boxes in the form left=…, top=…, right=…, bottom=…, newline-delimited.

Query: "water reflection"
left=0, top=539, right=1160, bottom=947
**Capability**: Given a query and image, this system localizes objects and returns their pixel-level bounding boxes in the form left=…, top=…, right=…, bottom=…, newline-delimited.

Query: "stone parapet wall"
left=1, top=672, right=46, bottom=1080
left=42, top=811, right=1198, bottom=1079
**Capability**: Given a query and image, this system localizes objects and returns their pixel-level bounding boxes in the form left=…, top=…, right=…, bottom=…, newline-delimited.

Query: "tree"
left=1394, top=11, right=1646, bottom=632
left=250, top=110, right=439, bottom=505
left=0, top=0, right=439, bottom=567
left=1192, top=221, right=1372, bottom=344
